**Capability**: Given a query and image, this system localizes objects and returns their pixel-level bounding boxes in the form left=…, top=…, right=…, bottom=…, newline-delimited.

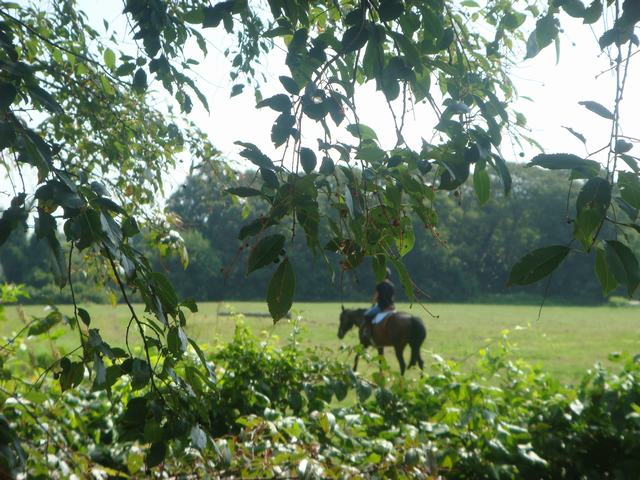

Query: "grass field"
left=2, top=301, right=639, bottom=383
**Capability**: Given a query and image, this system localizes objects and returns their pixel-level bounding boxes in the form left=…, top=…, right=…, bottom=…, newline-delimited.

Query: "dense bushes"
left=2, top=322, right=640, bottom=478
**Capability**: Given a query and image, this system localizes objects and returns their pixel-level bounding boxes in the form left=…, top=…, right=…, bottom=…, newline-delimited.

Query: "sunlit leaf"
left=248, top=234, right=285, bottom=273
left=578, top=100, right=614, bottom=120
left=267, top=257, right=295, bottom=322
left=508, top=246, right=571, bottom=286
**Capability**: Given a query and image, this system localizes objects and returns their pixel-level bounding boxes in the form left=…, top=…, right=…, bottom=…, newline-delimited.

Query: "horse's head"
left=337, top=306, right=362, bottom=339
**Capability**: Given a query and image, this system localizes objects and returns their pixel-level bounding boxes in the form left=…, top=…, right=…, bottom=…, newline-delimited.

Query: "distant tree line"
left=2, top=163, right=635, bottom=305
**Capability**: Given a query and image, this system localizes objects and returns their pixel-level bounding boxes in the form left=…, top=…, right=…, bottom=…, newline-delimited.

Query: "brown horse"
left=337, top=306, right=426, bottom=375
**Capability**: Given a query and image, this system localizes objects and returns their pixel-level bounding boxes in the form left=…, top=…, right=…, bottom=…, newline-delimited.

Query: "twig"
left=104, top=246, right=164, bottom=401
left=68, top=242, right=86, bottom=355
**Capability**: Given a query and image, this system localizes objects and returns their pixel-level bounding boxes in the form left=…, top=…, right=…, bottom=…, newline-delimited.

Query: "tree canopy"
left=0, top=0, right=640, bottom=473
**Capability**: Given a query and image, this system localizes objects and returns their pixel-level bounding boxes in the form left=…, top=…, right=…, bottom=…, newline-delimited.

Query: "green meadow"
left=2, top=301, right=639, bottom=383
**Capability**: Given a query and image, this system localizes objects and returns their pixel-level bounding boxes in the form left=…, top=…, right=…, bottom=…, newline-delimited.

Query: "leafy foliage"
left=508, top=1, right=640, bottom=296
left=2, top=318, right=640, bottom=478
left=0, top=0, right=640, bottom=476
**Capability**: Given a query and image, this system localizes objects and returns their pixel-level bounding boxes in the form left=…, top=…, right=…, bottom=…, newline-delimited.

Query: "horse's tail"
left=408, top=316, right=426, bottom=369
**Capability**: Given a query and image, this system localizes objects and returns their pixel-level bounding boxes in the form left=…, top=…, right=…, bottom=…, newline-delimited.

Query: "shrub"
left=1, top=323, right=640, bottom=478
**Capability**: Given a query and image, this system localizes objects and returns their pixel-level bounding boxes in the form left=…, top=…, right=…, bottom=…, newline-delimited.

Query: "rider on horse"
left=363, top=268, right=395, bottom=343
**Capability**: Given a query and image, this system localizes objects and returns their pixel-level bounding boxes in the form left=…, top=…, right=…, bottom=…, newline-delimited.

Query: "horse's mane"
left=345, top=308, right=366, bottom=314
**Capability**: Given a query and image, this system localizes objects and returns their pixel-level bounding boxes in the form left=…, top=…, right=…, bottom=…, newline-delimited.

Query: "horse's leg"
left=408, top=350, right=416, bottom=368
left=353, top=352, right=360, bottom=372
left=394, top=344, right=406, bottom=375
left=408, top=348, right=424, bottom=376
left=407, top=317, right=426, bottom=373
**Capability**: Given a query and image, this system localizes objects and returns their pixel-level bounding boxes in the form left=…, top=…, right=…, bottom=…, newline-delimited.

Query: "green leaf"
left=528, top=153, right=600, bottom=171
left=438, top=155, right=470, bottom=190
left=236, top=142, right=275, bottom=170
left=319, top=156, right=335, bottom=175
left=256, top=94, right=292, bottom=112
left=271, top=112, right=296, bottom=147
left=372, top=255, right=387, bottom=282
left=598, top=28, right=617, bottom=49
left=561, top=0, right=586, bottom=18
left=131, top=359, right=151, bottom=390
left=300, top=147, right=317, bottom=173
left=578, top=100, right=614, bottom=120
left=0, top=120, right=16, bottom=149
left=583, top=0, right=603, bottom=24
left=615, top=139, right=633, bottom=154
left=28, top=310, right=62, bottom=336
left=122, top=217, right=140, bottom=237
left=616, top=197, right=639, bottom=222
left=145, top=441, right=166, bottom=468
left=363, top=32, right=384, bottom=79
left=202, top=2, right=231, bottom=28
left=261, top=168, right=279, bottom=188
left=191, top=426, right=207, bottom=451
left=167, top=326, right=188, bottom=355
left=133, top=68, right=147, bottom=92
left=28, top=85, right=63, bottom=114
left=127, top=450, right=144, bottom=475
left=0, top=82, right=17, bottom=110
left=490, top=154, right=512, bottom=196
left=356, top=380, right=372, bottom=402
left=92, top=354, right=107, bottom=391
left=115, top=62, right=136, bottom=76
left=605, top=240, right=640, bottom=297
left=570, top=162, right=601, bottom=179
left=267, top=257, right=295, bottom=322
left=395, top=217, right=415, bottom=257
left=248, top=234, right=285, bottom=273
left=181, top=298, right=198, bottom=313
left=473, top=167, right=490, bottom=205
left=45, top=234, right=67, bottom=288
left=230, top=84, right=244, bottom=97
left=226, top=187, right=262, bottom=197
left=574, top=177, right=611, bottom=249
left=595, top=246, right=618, bottom=296
left=183, top=8, right=205, bottom=24
left=618, top=172, right=640, bottom=210
left=239, top=218, right=277, bottom=240
left=389, top=256, right=415, bottom=301
left=389, top=30, right=422, bottom=69
left=144, top=420, right=163, bottom=443
left=346, top=123, right=378, bottom=141
left=379, top=0, right=404, bottom=22
left=60, top=359, right=84, bottom=391
left=150, top=272, right=179, bottom=313
left=562, top=126, right=587, bottom=144
left=326, top=95, right=345, bottom=125
left=620, top=154, right=639, bottom=173
left=103, top=48, right=116, bottom=70
left=508, top=246, right=571, bottom=286
left=279, top=76, right=300, bottom=95
left=341, top=24, right=370, bottom=53
left=525, top=14, right=559, bottom=59
left=78, top=308, right=91, bottom=327
left=437, top=28, right=454, bottom=51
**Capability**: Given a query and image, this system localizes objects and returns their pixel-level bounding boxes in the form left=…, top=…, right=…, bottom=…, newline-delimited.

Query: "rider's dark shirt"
left=376, top=280, right=395, bottom=310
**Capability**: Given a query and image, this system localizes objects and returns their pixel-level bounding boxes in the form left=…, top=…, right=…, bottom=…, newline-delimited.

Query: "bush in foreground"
left=1, top=324, right=640, bottom=479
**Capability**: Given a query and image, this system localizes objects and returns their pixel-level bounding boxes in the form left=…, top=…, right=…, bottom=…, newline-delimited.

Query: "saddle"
left=372, top=309, right=395, bottom=325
